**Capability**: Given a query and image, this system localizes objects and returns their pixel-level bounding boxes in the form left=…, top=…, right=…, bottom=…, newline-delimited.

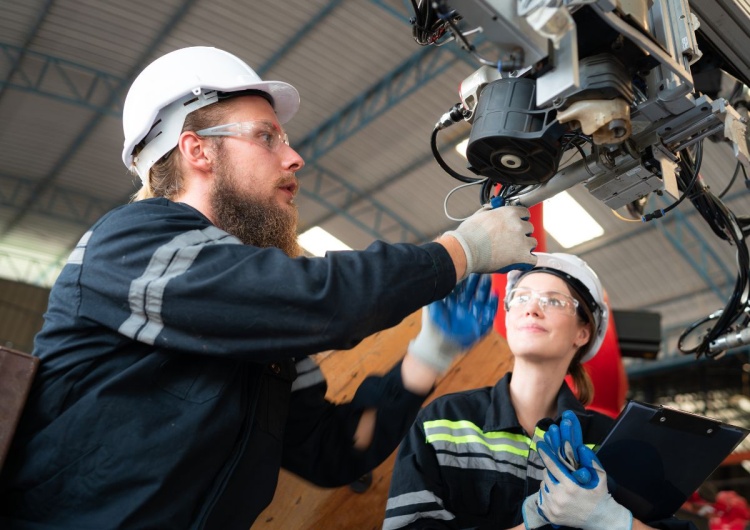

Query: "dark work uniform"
left=385, top=373, right=698, bottom=530
left=0, top=198, right=456, bottom=529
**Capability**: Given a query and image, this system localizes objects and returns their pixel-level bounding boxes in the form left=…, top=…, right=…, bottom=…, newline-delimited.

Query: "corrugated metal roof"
left=1, top=0, right=749, bottom=366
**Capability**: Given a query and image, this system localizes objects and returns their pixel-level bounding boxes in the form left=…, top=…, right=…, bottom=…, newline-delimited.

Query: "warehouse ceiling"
left=2, top=0, right=750, bottom=367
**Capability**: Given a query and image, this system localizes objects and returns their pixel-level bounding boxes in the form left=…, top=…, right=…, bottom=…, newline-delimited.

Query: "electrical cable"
left=480, top=178, right=496, bottom=205
left=559, top=133, right=595, bottom=177
left=410, top=0, right=456, bottom=46
left=640, top=143, right=703, bottom=223
left=430, top=122, right=483, bottom=185
left=610, top=208, right=642, bottom=222
left=442, top=178, right=489, bottom=221
left=571, top=142, right=596, bottom=178
left=680, top=201, right=750, bottom=359
left=439, top=6, right=501, bottom=67
left=676, top=142, right=750, bottom=358
left=718, top=160, right=746, bottom=199
left=558, top=132, right=591, bottom=168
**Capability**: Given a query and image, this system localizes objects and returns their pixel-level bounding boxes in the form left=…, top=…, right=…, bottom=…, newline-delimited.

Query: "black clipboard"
left=595, top=400, right=750, bottom=522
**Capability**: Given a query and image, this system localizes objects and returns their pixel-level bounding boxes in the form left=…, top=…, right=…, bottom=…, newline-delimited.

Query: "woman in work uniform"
left=383, top=252, right=698, bottom=530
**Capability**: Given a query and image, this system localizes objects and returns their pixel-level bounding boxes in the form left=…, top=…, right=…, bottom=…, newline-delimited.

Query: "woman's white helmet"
left=121, top=46, right=300, bottom=183
left=506, top=252, right=609, bottom=362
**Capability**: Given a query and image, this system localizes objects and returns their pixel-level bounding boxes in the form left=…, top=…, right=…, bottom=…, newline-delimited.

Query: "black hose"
left=430, top=127, right=483, bottom=184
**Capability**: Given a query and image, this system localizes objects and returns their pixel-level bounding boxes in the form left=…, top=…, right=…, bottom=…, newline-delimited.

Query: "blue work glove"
left=536, top=441, right=633, bottom=530
left=525, top=411, right=594, bottom=530
left=407, top=274, right=499, bottom=373
left=524, top=411, right=593, bottom=530
left=544, top=410, right=593, bottom=484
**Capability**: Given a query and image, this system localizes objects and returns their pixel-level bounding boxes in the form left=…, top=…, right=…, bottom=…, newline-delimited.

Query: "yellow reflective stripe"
left=530, top=426, right=548, bottom=451
left=424, top=419, right=598, bottom=461
left=424, top=419, right=544, bottom=457
left=425, top=433, right=532, bottom=457
left=424, top=420, right=533, bottom=442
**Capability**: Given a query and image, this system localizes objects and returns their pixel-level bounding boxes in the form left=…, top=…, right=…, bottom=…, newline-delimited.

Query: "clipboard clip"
left=648, top=406, right=721, bottom=437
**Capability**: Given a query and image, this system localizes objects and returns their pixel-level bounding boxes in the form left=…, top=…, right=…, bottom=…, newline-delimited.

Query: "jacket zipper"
left=191, top=367, right=261, bottom=529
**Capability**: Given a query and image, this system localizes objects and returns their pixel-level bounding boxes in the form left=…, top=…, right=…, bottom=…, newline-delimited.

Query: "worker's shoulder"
left=83, top=199, right=212, bottom=251
left=96, top=198, right=207, bottom=226
left=421, top=386, right=493, bottom=419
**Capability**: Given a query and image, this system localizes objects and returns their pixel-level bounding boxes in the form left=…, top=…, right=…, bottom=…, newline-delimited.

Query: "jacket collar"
left=484, top=372, right=590, bottom=434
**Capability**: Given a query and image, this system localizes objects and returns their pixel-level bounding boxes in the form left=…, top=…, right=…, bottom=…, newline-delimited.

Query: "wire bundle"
left=410, top=1, right=457, bottom=46
left=675, top=144, right=750, bottom=358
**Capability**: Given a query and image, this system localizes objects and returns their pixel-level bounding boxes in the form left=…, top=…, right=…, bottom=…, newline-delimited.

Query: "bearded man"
left=0, top=47, right=536, bottom=530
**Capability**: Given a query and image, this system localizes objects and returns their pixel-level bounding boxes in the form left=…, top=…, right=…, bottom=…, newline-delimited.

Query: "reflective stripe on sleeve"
left=383, top=490, right=455, bottom=529
left=291, top=357, right=325, bottom=392
left=67, top=230, right=93, bottom=265
left=119, top=226, right=241, bottom=344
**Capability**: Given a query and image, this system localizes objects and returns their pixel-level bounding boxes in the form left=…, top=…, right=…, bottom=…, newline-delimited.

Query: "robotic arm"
left=411, top=0, right=750, bottom=358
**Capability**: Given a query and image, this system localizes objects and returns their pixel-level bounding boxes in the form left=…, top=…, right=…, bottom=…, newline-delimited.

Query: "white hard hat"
left=121, top=46, right=300, bottom=183
left=506, top=252, right=609, bottom=362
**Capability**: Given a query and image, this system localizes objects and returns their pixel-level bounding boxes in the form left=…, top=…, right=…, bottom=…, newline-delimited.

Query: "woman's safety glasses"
left=196, top=121, right=289, bottom=152
left=504, top=287, right=579, bottom=316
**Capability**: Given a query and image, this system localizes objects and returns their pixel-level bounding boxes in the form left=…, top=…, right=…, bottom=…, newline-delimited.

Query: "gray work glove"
left=523, top=410, right=594, bottom=530
left=444, top=205, right=537, bottom=280
left=522, top=488, right=552, bottom=530
left=526, top=441, right=633, bottom=530
left=408, top=274, right=498, bottom=373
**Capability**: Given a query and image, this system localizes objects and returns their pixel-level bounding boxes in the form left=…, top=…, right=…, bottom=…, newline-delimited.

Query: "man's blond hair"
left=130, top=101, right=233, bottom=202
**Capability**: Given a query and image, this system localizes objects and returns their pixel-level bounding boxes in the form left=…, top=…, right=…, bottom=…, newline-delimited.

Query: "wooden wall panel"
left=252, top=310, right=513, bottom=529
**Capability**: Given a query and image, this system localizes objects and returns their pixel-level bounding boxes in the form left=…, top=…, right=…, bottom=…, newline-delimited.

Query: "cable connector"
left=435, top=102, right=468, bottom=130
left=641, top=209, right=665, bottom=222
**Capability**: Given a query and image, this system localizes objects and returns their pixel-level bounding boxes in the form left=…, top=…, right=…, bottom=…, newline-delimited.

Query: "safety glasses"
left=504, top=287, right=579, bottom=316
left=196, top=121, right=290, bottom=152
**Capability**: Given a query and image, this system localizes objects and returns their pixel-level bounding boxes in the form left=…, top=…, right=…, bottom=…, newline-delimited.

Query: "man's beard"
left=210, top=158, right=301, bottom=258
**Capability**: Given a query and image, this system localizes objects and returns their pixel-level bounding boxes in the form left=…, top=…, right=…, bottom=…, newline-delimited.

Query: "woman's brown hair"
left=567, top=288, right=597, bottom=406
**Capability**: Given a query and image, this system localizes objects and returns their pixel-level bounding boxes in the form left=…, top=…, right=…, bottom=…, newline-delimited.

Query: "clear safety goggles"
left=196, top=121, right=290, bottom=152
left=504, top=287, right=579, bottom=316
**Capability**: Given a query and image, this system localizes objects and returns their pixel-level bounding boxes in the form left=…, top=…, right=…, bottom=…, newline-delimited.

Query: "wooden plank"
left=0, top=346, right=40, bottom=471
left=252, top=310, right=513, bottom=529
left=316, top=312, right=422, bottom=403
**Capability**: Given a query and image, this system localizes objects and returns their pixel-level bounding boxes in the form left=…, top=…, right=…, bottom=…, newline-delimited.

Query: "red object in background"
left=492, top=202, right=628, bottom=418
left=492, top=202, right=546, bottom=337
left=682, top=490, right=750, bottom=530
left=709, top=491, right=750, bottom=530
